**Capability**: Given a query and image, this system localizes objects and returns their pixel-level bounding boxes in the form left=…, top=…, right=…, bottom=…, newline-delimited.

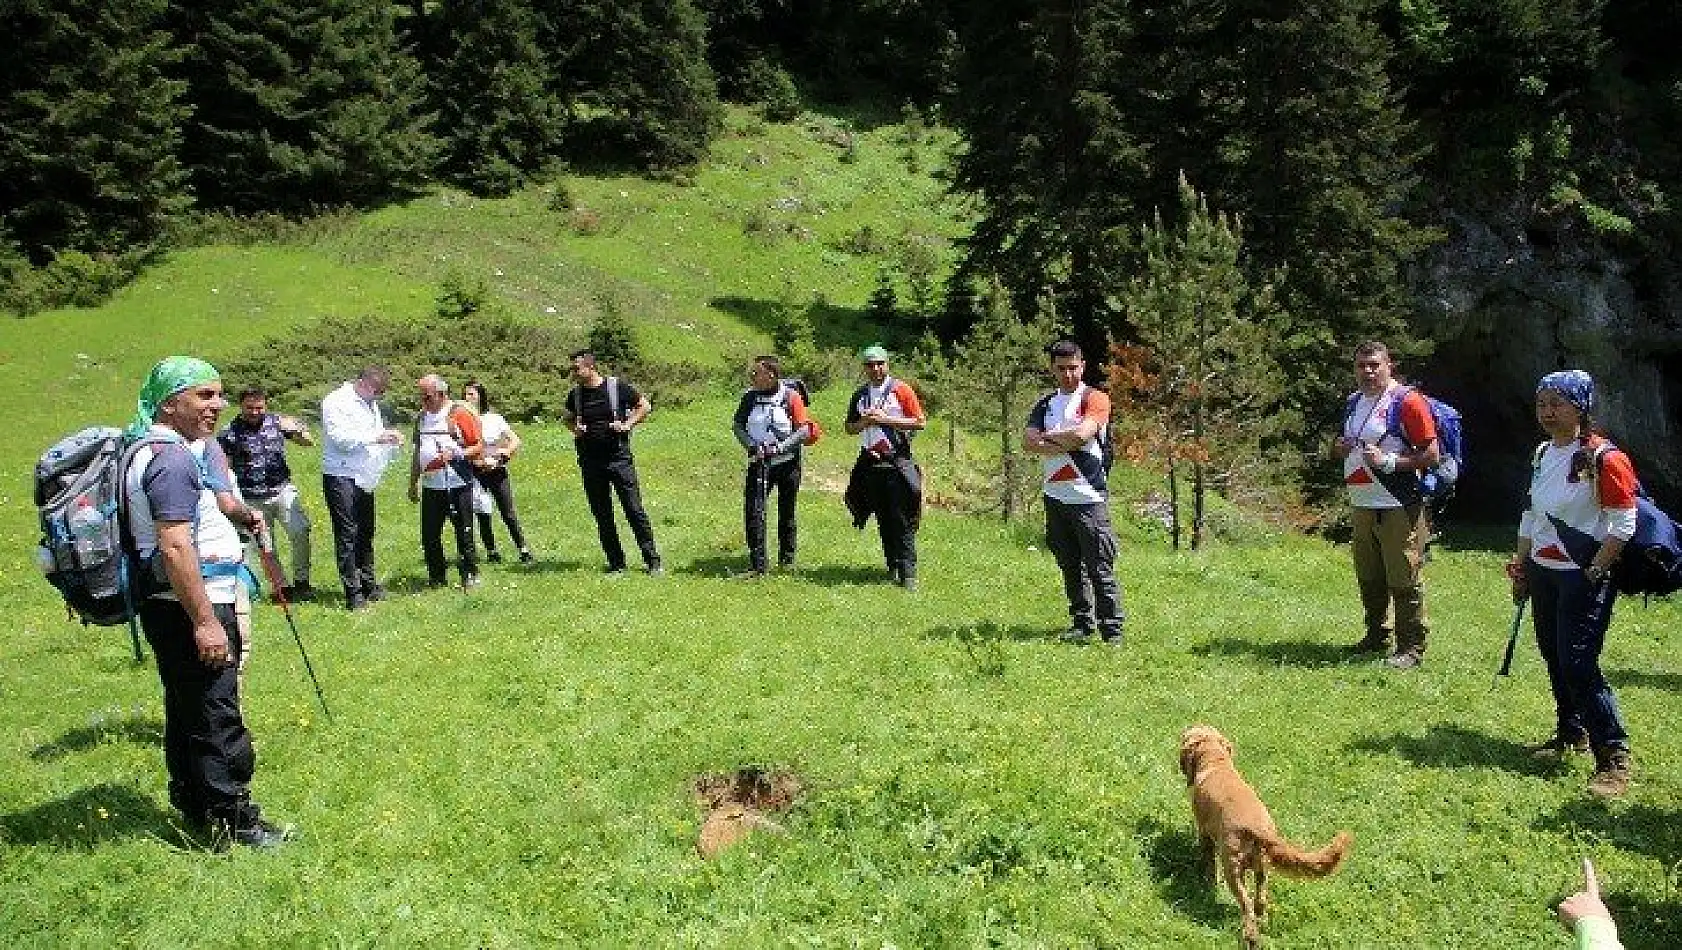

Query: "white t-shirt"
left=125, top=427, right=245, bottom=604
left=480, top=413, right=512, bottom=466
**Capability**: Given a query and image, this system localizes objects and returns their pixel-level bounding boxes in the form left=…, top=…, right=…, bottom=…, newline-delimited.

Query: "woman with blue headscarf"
left=1507, top=370, right=1637, bottom=798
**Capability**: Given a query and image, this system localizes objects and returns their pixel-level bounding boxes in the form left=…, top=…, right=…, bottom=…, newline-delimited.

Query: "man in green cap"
left=125, top=356, right=291, bottom=849
left=843, top=344, right=926, bottom=588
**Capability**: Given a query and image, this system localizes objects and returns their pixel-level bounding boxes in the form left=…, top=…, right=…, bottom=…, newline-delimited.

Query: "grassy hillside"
left=2, top=108, right=1679, bottom=948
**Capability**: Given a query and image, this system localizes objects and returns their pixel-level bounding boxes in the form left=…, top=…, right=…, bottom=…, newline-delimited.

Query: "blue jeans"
left=1526, top=561, right=1628, bottom=750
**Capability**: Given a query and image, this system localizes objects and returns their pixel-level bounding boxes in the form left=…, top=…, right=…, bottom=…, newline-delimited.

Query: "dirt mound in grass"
left=691, top=767, right=803, bottom=859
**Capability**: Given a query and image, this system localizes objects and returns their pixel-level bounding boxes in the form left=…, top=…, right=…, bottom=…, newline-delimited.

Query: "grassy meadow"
left=2, top=108, right=1680, bottom=948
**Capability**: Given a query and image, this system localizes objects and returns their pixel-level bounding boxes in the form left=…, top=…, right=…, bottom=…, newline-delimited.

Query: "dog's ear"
left=1179, top=743, right=1201, bottom=785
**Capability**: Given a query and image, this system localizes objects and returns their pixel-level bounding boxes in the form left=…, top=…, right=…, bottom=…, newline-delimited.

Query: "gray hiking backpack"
left=34, top=427, right=176, bottom=659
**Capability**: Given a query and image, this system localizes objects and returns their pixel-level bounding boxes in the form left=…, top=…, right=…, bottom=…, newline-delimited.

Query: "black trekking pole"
left=1492, top=596, right=1528, bottom=689
left=257, top=527, right=333, bottom=721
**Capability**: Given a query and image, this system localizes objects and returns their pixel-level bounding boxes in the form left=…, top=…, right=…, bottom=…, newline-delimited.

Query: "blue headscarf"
left=1536, top=369, right=1595, bottom=417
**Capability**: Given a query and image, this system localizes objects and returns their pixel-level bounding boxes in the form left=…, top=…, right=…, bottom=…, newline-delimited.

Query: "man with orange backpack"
left=733, top=355, right=816, bottom=576
left=408, top=374, right=484, bottom=589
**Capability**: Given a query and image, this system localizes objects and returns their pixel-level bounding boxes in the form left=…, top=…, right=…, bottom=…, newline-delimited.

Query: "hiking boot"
left=1588, top=747, right=1632, bottom=799
left=899, top=575, right=918, bottom=592
left=518, top=549, right=534, bottom=564
left=364, top=584, right=388, bottom=603
left=345, top=593, right=369, bottom=612
left=1527, top=733, right=1590, bottom=759
left=1099, top=624, right=1125, bottom=648
left=462, top=574, right=482, bottom=591
left=284, top=582, right=314, bottom=602
left=485, top=550, right=504, bottom=564
left=1060, top=625, right=1094, bottom=645
left=1383, top=650, right=1422, bottom=670
left=646, top=562, right=666, bottom=577
left=213, top=817, right=293, bottom=852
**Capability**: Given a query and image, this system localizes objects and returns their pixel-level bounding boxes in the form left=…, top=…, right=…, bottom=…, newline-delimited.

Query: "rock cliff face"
left=1410, top=211, right=1682, bottom=520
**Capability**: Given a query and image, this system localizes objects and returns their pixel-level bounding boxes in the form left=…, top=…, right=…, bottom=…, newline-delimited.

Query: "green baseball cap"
left=859, top=344, right=889, bottom=363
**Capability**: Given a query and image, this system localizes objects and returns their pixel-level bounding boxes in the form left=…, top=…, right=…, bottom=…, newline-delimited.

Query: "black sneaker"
left=365, top=584, right=388, bottom=602
left=284, top=582, right=315, bottom=602
left=646, top=562, right=666, bottom=577
left=462, top=574, right=482, bottom=591
left=1059, top=625, right=1094, bottom=644
left=346, top=593, right=369, bottom=611
left=518, top=549, right=534, bottom=564
left=1100, top=625, right=1125, bottom=647
left=485, top=550, right=504, bottom=564
left=223, top=818, right=293, bottom=852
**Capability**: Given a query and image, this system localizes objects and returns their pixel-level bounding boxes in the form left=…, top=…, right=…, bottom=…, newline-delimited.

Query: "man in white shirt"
left=320, top=366, right=403, bottom=610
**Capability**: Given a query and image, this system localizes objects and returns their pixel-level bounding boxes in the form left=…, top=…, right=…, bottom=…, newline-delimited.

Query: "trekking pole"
left=1492, top=596, right=1528, bottom=689
left=257, top=527, right=333, bottom=721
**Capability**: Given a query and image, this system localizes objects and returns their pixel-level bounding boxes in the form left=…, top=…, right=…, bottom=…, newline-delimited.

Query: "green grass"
left=2, top=108, right=1680, bottom=948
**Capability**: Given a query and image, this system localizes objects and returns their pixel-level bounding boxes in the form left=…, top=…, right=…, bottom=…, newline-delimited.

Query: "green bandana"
left=127, top=356, right=220, bottom=437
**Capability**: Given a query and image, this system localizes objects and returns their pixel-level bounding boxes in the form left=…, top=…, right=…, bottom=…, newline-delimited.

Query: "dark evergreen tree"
left=432, top=0, right=564, bottom=196
left=0, top=0, right=190, bottom=260
left=1217, top=0, right=1435, bottom=426
left=541, top=0, right=723, bottom=169
left=947, top=0, right=1145, bottom=372
left=171, top=0, right=437, bottom=213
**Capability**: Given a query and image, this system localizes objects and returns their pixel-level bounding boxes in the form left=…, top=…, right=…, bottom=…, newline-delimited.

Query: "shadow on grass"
left=709, top=295, right=871, bottom=351
left=797, top=564, right=901, bottom=588
left=1605, top=886, right=1682, bottom=950
left=0, top=783, right=192, bottom=851
left=1608, top=667, right=1682, bottom=692
left=1533, top=799, right=1682, bottom=867
left=919, top=622, right=1062, bottom=644
left=1346, top=724, right=1558, bottom=777
left=680, top=555, right=760, bottom=579
left=31, top=716, right=163, bottom=761
left=502, top=556, right=590, bottom=576
left=1428, top=519, right=1517, bottom=556
left=1190, top=637, right=1361, bottom=668
left=1136, top=815, right=1226, bottom=927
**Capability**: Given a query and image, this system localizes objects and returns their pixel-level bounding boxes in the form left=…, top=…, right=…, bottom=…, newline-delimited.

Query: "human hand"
left=194, top=617, right=232, bottom=666
left=609, top=420, right=632, bottom=433
left=377, top=429, right=403, bottom=446
left=1557, top=858, right=1614, bottom=933
left=247, top=509, right=267, bottom=537
left=571, top=420, right=588, bottom=438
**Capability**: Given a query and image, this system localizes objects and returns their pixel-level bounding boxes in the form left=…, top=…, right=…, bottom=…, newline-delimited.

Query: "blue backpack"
left=1581, top=443, right=1682, bottom=599
left=1342, top=386, right=1463, bottom=505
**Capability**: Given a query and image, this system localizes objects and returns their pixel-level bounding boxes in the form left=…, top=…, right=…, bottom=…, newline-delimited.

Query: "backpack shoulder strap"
left=1029, top=391, right=1054, bottom=429
left=1531, top=441, right=1549, bottom=469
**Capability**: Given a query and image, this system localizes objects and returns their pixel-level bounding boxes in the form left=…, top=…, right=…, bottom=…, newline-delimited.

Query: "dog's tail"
left=1257, top=829, right=1352, bottom=878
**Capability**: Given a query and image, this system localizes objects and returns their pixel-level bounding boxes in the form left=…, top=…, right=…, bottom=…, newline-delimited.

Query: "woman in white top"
left=1505, top=370, right=1636, bottom=798
left=463, top=379, right=532, bottom=563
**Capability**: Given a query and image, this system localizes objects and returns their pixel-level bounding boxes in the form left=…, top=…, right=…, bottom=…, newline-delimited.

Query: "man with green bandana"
left=125, top=357, right=292, bottom=850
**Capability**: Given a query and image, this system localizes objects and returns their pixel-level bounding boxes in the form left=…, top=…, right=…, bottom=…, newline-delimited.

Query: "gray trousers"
left=1045, top=497, right=1123, bottom=631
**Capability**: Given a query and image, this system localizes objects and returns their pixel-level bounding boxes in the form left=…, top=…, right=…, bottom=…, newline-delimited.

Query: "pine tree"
left=945, top=281, right=1060, bottom=520
left=0, top=0, right=190, bottom=259
left=947, top=0, right=1144, bottom=372
left=432, top=0, right=564, bottom=196
left=1111, top=175, right=1293, bottom=548
left=541, top=0, right=722, bottom=169
left=171, top=0, right=436, bottom=213
left=1215, top=0, right=1435, bottom=429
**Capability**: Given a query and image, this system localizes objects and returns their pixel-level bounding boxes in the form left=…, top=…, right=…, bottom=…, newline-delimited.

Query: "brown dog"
left=1179, top=725, right=1352, bottom=948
